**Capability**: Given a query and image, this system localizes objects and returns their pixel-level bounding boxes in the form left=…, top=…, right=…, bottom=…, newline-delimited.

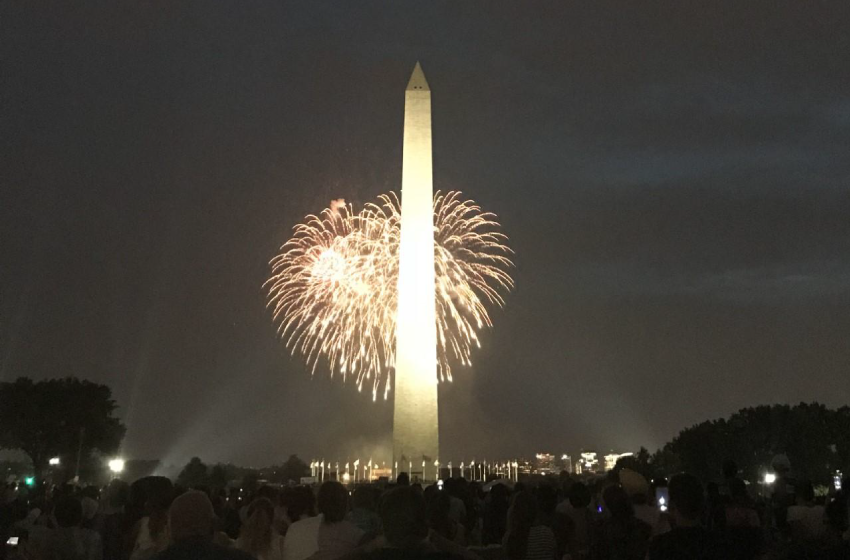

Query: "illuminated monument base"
left=392, top=62, right=439, bottom=476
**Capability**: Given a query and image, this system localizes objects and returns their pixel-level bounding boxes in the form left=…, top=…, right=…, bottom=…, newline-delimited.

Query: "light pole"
left=74, top=428, right=86, bottom=483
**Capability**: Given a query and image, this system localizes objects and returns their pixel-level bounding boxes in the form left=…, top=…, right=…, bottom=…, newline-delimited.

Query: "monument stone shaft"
left=393, top=62, right=439, bottom=473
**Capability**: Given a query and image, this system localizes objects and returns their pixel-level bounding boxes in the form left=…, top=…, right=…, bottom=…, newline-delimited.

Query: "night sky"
left=2, top=2, right=849, bottom=467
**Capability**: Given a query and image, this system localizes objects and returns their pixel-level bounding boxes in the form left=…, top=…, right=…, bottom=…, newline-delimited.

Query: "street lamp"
left=49, top=457, right=61, bottom=466
left=108, top=458, right=125, bottom=474
left=763, top=473, right=776, bottom=485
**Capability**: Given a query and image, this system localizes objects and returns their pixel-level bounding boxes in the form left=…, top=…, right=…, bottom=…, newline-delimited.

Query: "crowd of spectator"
left=1, top=459, right=848, bottom=560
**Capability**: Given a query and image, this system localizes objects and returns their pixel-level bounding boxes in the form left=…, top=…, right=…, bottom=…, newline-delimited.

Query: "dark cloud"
left=1, top=1, right=848, bottom=465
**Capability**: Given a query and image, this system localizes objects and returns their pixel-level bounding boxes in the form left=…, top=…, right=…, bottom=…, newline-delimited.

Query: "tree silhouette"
left=209, top=464, right=229, bottom=488
left=177, top=457, right=209, bottom=488
left=280, top=454, right=310, bottom=483
left=655, top=403, right=850, bottom=483
left=0, top=377, right=125, bottom=480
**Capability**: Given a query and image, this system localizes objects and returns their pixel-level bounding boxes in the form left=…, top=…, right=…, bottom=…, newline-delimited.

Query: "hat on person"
left=619, top=468, right=650, bottom=497
left=169, top=490, right=214, bottom=542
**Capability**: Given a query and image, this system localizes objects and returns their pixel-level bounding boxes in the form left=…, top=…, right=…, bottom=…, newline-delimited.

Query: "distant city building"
left=578, top=451, right=599, bottom=474
left=561, top=454, right=573, bottom=474
left=517, top=460, right=533, bottom=476
left=535, top=453, right=556, bottom=475
left=604, top=452, right=634, bottom=472
left=372, top=466, right=392, bottom=480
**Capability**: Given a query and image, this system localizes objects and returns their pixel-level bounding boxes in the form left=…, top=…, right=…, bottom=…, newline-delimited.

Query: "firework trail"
left=265, top=191, right=513, bottom=400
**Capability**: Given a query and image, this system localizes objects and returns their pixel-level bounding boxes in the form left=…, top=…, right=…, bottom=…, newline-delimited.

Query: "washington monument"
left=393, top=62, right=439, bottom=473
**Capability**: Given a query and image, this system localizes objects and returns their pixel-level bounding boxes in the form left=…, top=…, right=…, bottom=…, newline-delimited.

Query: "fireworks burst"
left=265, top=191, right=513, bottom=400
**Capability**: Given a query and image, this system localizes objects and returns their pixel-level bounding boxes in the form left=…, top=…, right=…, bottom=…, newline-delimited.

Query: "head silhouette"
left=380, top=486, right=428, bottom=548
left=318, top=481, right=349, bottom=523
left=168, top=490, right=215, bottom=542
left=669, top=473, right=704, bottom=522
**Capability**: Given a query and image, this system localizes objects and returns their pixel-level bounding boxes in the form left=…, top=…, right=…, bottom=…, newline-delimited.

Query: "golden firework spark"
left=265, top=191, right=513, bottom=400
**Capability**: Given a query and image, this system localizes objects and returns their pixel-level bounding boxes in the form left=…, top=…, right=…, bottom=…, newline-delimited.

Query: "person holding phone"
left=647, top=474, right=723, bottom=560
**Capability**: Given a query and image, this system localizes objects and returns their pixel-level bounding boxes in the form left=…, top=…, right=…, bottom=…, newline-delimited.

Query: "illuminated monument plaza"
left=393, top=62, right=439, bottom=472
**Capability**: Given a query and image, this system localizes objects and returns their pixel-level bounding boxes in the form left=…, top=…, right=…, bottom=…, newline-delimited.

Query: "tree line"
left=2, top=376, right=848, bottom=485
left=612, top=403, right=850, bottom=485
left=175, top=455, right=310, bottom=489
